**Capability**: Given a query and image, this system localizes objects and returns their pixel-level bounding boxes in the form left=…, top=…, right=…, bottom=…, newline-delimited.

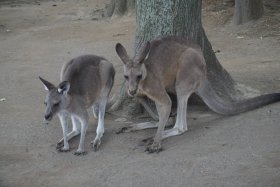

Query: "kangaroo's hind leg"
left=91, top=97, right=107, bottom=151
left=91, top=85, right=110, bottom=151
left=56, top=116, right=81, bottom=149
left=116, top=121, right=158, bottom=134
left=161, top=93, right=191, bottom=139
left=91, top=73, right=114, bottom=151
left=116, top=117, right=176, bottom=134
left=161, top=56, right=200, bottom=140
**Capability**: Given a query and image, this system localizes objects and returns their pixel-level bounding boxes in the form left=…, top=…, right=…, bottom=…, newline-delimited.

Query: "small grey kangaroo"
left=115, top=36, right=280, bottom=153
left=39, top=55, right=115, bottom=155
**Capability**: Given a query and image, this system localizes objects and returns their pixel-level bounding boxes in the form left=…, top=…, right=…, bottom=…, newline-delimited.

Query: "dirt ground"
left=0, top=0, right=280, bottom=187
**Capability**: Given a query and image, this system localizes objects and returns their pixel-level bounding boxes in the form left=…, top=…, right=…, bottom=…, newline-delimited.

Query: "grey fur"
left=40, top=55, right=115, bottom=155
left=115, top=36, right=280, bottom=153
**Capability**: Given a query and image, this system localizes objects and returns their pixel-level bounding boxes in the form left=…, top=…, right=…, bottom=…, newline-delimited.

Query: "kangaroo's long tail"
left=197, top=80, right=280, bottom=115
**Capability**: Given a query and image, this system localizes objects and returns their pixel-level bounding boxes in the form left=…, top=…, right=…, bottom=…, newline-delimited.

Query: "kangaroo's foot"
left=56, top=141, right=69, bottom=152
left=162, top=127, right=186, bottom=139
left=57, top=146, right=70, bottom=152
left=145, top=141, right=163, bottom=153
left=91, top=139, right=101, bottom=152
left=56, top=141, right=64, bottom=150
left=56, top=130, right=81, bottom=150
left=74, top=149, right=87, bottom=156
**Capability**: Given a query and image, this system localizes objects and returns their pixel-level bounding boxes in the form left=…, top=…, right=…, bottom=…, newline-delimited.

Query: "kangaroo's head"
left=39, top=76, right=70, bottom=121
left=115, top=42, right=151, bottom=96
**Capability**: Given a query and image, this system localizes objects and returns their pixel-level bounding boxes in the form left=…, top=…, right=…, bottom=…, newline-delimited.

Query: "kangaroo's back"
left=61, top=55, right=115, bottom=105
left=147, top=38, right=202, bottom=72
left=147, top=37, right=199, bottom=66
left=144, top=37, right=205, bottom=92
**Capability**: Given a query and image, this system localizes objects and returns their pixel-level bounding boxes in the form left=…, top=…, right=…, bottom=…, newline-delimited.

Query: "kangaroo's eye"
left=124, top=75, right=128, bottom=80
left=137, top=75, right=142, bottom=80
left=44, top=101, right=47, bottom=106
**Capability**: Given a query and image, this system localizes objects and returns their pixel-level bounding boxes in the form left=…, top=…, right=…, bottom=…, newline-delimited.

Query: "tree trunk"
left=234, top=0, right=264, bottom=25
left=109, top=0, right=236, bottom=119
left=223, top=0, right=234, bottom=6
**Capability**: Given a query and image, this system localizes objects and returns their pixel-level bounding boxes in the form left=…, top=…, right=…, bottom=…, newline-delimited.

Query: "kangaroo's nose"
left=44, top=114, right=52, bottom=121
left=128, top=89, right=137, bottom=96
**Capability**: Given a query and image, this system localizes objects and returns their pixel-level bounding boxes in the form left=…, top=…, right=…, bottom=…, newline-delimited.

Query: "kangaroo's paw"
left=56, top=141, right=64, bottom=150
left=145, top=142, right=163, bottom=154
left=92, top=139, right=101, bottom=152
left=74, top=149, right=87, bottom=156
left=115, top=126, right=130, bottom=134
left=58, top=147, right=70, bottom=152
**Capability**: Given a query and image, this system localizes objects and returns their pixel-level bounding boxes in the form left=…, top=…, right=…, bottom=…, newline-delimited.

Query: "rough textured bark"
left=234, top=0, right=264, bottom=25
left=110, top=0, right=236, bottom=119
left=105, top=0, right=135, bottom=17
left=223, top=0, right=234, bottom=6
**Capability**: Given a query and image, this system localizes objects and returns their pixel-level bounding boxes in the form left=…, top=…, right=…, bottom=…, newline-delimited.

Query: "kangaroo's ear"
left=115, top=43, right=130, bottom=64
left=58, top=81, right=70, bottom=95
left=39, top=76, right=55, bottom=91
left=136, top=41, right=151, bottom=63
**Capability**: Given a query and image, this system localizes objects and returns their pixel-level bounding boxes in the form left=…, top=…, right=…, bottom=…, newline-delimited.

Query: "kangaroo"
left=39, top=55, right=115, bottom=155
left=115, top=36, right=280, bottom=153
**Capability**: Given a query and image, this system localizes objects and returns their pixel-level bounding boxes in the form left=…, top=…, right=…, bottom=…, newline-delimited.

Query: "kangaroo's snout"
left=128, top=82, right=138, bottom=96
left=44, top=113, right=52, bottom=121
left=128, top=89, right=137, bottom=96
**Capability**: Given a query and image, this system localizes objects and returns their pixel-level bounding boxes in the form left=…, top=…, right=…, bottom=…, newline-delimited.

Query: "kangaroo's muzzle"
left=44, top=113, right=53, bottom=121
left=128, top=89, right=137, bottom=96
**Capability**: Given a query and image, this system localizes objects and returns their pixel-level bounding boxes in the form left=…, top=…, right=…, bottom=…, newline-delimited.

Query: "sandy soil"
left=0, top=0, right=279, bottom=186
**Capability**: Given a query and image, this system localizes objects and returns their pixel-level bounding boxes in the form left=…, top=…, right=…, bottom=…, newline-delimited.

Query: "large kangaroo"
left=39, top=55, right=115, bottom=155
left=115, top=36, right=280, bottom=153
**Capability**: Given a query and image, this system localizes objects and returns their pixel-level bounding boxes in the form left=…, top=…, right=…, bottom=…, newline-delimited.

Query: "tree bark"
left=223, top=0, right=234, bottom=6
left=109, top=0, right=236, bottom=119
left=234, top=0, right=264, bottom=25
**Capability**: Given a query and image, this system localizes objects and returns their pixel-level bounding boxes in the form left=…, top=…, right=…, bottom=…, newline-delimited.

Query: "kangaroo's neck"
left=60, top=94, right=71, bottom=110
